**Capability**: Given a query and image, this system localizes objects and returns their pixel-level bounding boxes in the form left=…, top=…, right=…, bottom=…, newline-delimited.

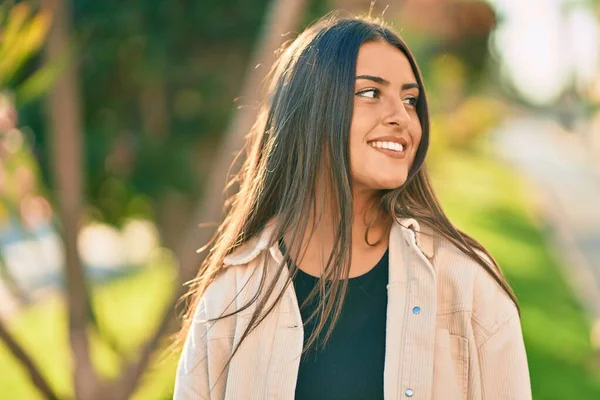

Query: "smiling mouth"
left=367, top=140, right=408, bottom=159
left=368, top=140, right=404, bottom=152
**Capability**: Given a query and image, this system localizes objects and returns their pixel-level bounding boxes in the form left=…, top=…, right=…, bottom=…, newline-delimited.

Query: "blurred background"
left=1, top=0, right=600, bottom=398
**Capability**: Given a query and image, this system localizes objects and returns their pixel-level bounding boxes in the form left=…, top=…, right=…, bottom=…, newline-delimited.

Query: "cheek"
left=409, top=119, right=423, bottom=148
left=348, top=117, right=372, bottom=165
left=349, top=108, right=367, bottom=139
left=349, top=106, right=379, bottom=145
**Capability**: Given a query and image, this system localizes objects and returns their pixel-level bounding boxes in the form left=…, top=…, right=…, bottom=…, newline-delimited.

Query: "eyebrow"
left=355, top=75, right=420, bottom=91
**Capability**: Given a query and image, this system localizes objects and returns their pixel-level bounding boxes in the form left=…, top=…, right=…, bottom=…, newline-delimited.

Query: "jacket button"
left=405, top=388, right=414, bottom=397
left=412, top=306, right=421, bottom=315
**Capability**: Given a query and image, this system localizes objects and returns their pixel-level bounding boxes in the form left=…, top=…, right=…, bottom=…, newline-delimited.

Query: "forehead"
left=355, top=41, right=416, bottom=83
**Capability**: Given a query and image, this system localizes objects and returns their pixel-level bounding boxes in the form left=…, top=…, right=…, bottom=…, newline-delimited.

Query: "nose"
left=382, top=97, right=410, bottom=129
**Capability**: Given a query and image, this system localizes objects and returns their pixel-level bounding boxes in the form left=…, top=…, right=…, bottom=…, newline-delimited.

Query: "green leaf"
left=15, top=36, right=73, bottom=105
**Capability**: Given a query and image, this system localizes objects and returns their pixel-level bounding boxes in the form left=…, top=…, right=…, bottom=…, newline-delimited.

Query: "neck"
left=284, top=187, right=391, bottom=272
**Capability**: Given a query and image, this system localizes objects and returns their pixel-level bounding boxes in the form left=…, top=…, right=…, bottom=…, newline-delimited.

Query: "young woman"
left=174, top=15, right=531, bottom=400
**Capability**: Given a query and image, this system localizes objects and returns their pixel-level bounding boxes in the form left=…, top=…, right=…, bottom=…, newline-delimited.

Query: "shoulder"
left=199, top=219, right=276, bottom=304
left=471, top=260, right=519, bottom=340
left=199, top=222, right=278, bottom=318
left=197, top=264, right=251, bottom=320
left=431, top=231, right=518, bottom=334
left=221, top=220, right=277, bottom=266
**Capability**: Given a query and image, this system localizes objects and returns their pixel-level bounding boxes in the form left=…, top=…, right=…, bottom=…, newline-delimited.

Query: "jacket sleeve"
left=174, top=296, right=210, bottom=400
left=477, top=313, right=532, bottom=400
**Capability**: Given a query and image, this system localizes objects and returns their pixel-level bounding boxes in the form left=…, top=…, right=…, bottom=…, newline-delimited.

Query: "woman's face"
left=349, top=40, right=422, bottom=194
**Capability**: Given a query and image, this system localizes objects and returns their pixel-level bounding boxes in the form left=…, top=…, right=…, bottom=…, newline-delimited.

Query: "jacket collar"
left=400, top=217, right=435, bottom=259
left=223, top=217, right=435, bottom=267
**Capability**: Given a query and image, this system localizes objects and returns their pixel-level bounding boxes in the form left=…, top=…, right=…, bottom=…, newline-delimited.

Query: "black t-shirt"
left=278, top=239, right=389, bottom=400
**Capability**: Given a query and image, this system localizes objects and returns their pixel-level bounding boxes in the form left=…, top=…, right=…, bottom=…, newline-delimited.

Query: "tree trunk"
left=139, top=73, right=169, bottom=140
left=42, top=0, right=98, bottom=397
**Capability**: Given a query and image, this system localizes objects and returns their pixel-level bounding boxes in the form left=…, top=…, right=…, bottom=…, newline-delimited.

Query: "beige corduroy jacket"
left=174, top=217, right=532, bottom=400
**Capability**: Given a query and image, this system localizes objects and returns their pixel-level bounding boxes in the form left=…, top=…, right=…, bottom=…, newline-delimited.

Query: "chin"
left=383, top=182, right=406, bottom=190
left=375, top=177, right=408, bottom=190
left=352, top=172, right=408, bottom=192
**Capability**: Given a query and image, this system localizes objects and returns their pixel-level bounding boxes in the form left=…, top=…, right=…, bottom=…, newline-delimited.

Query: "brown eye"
left=356, top=88, right=380, bottom=99
left=403, top=96, right=418, bottom=107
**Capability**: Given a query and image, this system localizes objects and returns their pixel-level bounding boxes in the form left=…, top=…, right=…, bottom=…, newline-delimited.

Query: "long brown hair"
left=179, top=12, right=518, bottom=384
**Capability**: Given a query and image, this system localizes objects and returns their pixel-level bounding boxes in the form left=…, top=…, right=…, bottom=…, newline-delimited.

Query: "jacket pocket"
left=432, top=328, right=469, bottom=400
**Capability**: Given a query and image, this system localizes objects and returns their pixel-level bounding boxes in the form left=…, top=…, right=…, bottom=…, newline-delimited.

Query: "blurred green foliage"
left=0, top=2, right=67, bottom=105
left=0, top=3, right=51, bottom=90
left=18, top=0, right=331, bottom=228
left=17, top=0, right=272, bottom=226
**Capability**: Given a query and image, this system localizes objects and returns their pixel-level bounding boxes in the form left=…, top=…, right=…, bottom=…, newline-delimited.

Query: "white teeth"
left=369, top=141, right=404, bottom=152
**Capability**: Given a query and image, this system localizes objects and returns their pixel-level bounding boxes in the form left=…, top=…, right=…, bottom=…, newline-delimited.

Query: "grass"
left=0, top=263, right=179, bottom=399
left=1, top=149, right=599, bottom=399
